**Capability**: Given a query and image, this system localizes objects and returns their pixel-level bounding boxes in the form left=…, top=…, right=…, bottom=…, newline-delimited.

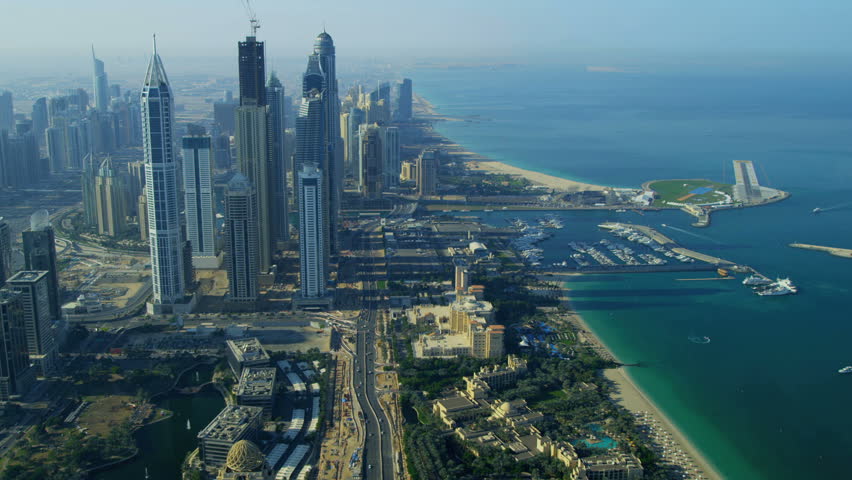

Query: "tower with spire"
left=142, top=36, right=186, bottom=309
left=299, top=30, right=342, bottom=267
left=91, top=46, right=109, bottom=111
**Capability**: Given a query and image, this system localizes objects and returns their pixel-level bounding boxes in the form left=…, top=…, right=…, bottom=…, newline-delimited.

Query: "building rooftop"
left=197, top=405, right=263, bottom=443
left=435, top=394, right=476, bottom=413
left=237, top=367, right=276, bottom=397
left=227, top=338, right=270, bottom=364
left=7, top=270, right=47, bottom=284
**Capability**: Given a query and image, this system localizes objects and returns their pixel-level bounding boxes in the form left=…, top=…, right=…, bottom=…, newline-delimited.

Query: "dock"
left=599, top=222, right=735, bottom=265
left=789, top=243, right=852, bottom=259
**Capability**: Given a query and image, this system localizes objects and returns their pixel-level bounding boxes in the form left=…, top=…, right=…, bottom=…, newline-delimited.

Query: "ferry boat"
left=839, top=366, right=852, bottom=374
left=755, top=278, right=797, bottom=296
left=742, top=275, right=772, bottom=286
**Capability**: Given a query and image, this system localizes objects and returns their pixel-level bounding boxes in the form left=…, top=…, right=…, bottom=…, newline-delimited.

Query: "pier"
left=789, top=243, right=852, bottom=259
left=600, top=222, right=736, bottom=265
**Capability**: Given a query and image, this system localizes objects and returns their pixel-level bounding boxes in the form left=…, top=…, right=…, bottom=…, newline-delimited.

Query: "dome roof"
left=313, top=31, right=334, bottom=53
left=225, top=440, right=265, bottom=472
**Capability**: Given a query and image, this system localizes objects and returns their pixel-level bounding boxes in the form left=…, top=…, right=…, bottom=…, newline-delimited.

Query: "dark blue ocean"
left=410, top=63, right=852, bottom=479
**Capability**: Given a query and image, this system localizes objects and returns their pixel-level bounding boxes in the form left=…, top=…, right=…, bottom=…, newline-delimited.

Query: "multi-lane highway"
left=350, top=225, right=395, bottom=479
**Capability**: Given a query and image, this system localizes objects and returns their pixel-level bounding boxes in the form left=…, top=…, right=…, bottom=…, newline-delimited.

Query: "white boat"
left=186, top=419, right=191, bottom=430
left=755, top=278, right=797, bottom=296
left=839, top=366, right=852, bottom=374
left=742, top=275, right=772, bottom=286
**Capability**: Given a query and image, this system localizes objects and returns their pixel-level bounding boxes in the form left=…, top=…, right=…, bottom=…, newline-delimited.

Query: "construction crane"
left=241, top=0, right=260, bottom=36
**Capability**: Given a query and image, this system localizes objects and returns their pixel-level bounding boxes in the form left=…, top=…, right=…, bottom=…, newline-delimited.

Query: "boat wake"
left=662, top=224, right=722, bottom=244
left=688, top=335, right=711, bottom=344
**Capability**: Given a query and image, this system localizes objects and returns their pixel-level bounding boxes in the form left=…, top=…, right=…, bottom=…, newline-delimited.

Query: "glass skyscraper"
left=142, top=38, right=185, bottom=306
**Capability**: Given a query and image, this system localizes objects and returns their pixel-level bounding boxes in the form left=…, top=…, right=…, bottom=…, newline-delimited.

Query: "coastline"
left=551, top=277, right=724, bottom=480
left=413, top=93, right=610, bottom=193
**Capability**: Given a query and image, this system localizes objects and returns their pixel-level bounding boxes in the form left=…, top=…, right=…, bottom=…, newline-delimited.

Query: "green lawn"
left=648, top=179, right=733, bottom=206
left=377, top=280, right=388, bottom=289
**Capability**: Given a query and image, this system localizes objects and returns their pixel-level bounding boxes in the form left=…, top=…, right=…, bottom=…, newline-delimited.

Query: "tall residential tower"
left=92, top=46, right=110, bottom=111
left=301, top=32, right=342, bottom=255
left=182, top=136, right=218, bottom=269
left=142, top=37, right=185, bottom=308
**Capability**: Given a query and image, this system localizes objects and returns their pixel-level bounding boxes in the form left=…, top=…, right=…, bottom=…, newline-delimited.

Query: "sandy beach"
left=547, top=277, right=723, bottom=480
left=413, top=94, right=610, bottom=193
left=467, top=159, right=608, bottom=193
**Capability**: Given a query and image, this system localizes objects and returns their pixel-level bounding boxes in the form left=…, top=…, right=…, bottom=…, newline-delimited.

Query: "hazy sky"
left=1, top=0, right=851, bottom=60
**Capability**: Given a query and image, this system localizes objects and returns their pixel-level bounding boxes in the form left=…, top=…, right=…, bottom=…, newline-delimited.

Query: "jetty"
left=789, top=243, right=852, bottom=259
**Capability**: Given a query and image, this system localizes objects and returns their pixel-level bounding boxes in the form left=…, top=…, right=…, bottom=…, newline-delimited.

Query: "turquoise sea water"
left=414, top=64, right=852, bottom=479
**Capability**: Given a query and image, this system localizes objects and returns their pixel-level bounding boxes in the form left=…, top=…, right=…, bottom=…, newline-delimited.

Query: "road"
left=349, top=224, right=395, bottom=479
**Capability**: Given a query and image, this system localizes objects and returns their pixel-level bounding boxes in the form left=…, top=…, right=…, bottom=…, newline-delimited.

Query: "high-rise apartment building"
left=0, top=91, right=13, bottom=133
left=396, top=78, right=413, bottom=121
left=347, top=107, right=365, bottom=178
left=80, top=153, right=100, bottom=226
left=382, top=126, right=400, bottom=189
left=142, top=38, right=185, bottom=308
left=0, top=218, right=12, bottom=287
left=6, top=271, right=57, bottom=375
left=302, top=32, right=342, bottom=255
left=235, top=106, right=271, bottom=273
left=182, top=136, right=218, bottom=269
left=225, top=174, right=259, bottom=302
left=236, top=35, right=273, bottom=273
left=31, top=97, right=48, bottom=142
left=92, top=46, right=110, bottom=111
left=0, top=130, right=40, bottom=188
left=94, top=157, right=128, bottom=237
left=417, top=149, right=438, bottom=197
left=0, top=290, right=35, bottom=401
left=359, top=124, right=382, bottom=199
left=267, top=72, right=289, bottom=244
left=22, top=211, right=61, bottom=320
left=297, top=164, right=326, bottom=300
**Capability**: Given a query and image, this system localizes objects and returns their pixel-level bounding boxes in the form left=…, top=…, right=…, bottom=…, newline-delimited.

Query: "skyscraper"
left=395, top=78, right=413, bottom=121
left=142, top=37, right=185, bottom=308
left=302, top=32, right=342, bottom=255
left=382, top=126, right=400, bottom=189
left=94, top=157, right=128, bottom=237
left=236, top=35, right=273, bottom=273
left=0, top=290, right=35, bottom=401
left=182, top=136, right=218, bottom=269
left=92, top=46, right=110, bottom=111
left=297, top=164, right=326, bottom=300
left=31, top=97, right=48, bottom=142
left=359, top=124, right=382, bottom=199
left=225, top=174, right=259, bottom=302
left=295, top=92, right=324, bottom=177
left=0, top=218, right=12, bottom=287
left=81, top=153, right=100, bottom=226
left=266, top=72, right=289, bottom=244
left=22, top=211, right=61, bottom=320
left=0, top=91, right=13, bottom=133
left=0, top=129, right=40, bottom=188
left=6, top=271, right=57, bottom=375
left=417, top=149, right=438, bottom=197
left=238, top=36, right=266, bottom=107
left=347, top=107, right=365, bottom=178
left=235, top=105, right=271, bottom=273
